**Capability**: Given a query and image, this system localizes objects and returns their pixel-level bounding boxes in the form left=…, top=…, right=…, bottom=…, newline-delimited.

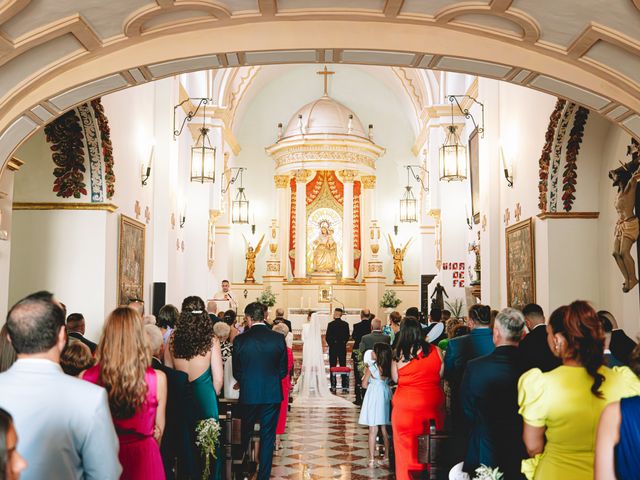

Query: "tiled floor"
left=272, top=337, right=394, bottom=479
left=271, top=404, right=394, bottom=479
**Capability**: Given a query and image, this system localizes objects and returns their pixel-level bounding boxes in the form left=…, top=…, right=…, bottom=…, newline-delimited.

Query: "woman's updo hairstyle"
left=468, top=304, right=491, bottom=326
left=549, top=300, right=605, bottom=398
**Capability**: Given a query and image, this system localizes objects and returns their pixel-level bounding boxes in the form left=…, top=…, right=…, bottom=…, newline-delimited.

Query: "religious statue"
left=243, top=234, right=264, bottom=283
left=468, top=231, right=481, bottom=285
left=431, top=282, right=449, bottom=311
left=610, top=138, right=640, bottom=293
left=312, top=220, right=338, bottom=273
left=387, top=234, right=412, bottom=284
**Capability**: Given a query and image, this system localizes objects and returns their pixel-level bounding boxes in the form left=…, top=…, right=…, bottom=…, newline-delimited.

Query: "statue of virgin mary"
left=312, top=220, right=338, bottom=273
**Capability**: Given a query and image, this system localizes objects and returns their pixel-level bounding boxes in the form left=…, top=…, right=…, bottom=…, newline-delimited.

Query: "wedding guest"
left=598, top=313, right=624, bottom=367
left=157, top=304, right=179, bottom=345
left=207, top=300, right=219, bottom=324
left=598, top=311, right=636, bottom=364
left=273, top=322, right=294, bottom=450
left=425, top=308, right=447, bottom=344
left=223, top=310, right=240, bottom=341
left=60, top=340, right=94, bottom=377
left=0, top=408, right=27, bottom=480
left=460, top=308, right=526, bottom=479
left=519, top=304, right=560, bottom=373
left=359, top=343, right=392, bottom=467
left=166, top=296, right=224, bottom=480
left=0, top=291, right=121, bottom=480
left=232, top=302, right=288, bottom=480
left=66, top=313, right=97, bottom=354
left=518, top=301, right=640, bottom=480
left=360, top=318, right=390, bottom=354
left=273, top=308, right=292, bottom=333
left=83, top=307, right=167, bottom=480
left=0, top=324, right=16, bottom=373
left=392, top=318, right=445, bottom=480
left=383, top=311, right=401, bottom=342
left=326, top=308, right=350, bottom=392
left=595, top=344, right=640, bottom=480
left=128, top=298, right=145, bottom=316
left=442, top=310, right=452, bottom=322
left=213, top=322, right=232, bottom=363
left=145, top=325, right=192, bottom=480
left=352, top=309, right=372, bottom=405
left=445, top=304, right=494, bottom=438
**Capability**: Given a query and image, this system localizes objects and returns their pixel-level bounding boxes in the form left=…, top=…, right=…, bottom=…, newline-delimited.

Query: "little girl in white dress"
left=358, top=342, right=392, bottom=466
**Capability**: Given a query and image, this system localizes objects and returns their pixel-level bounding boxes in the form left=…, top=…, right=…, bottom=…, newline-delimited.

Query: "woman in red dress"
left=273, top=323, right=294, bottom=450
left=391, top=317, right=445, bottom=480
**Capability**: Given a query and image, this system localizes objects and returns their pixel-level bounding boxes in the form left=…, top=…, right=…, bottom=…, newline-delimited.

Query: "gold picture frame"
left=118, top=214, right=146, bottom=306
left=505, top=217, right=536, bottom=309
left=318, top=285, right=333, bottom=303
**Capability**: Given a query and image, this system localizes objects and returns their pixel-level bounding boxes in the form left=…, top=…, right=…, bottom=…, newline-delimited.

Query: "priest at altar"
left=213, top=279, right=238, bottom=312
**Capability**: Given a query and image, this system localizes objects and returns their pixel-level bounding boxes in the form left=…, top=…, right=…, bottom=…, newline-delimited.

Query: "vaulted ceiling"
left=1, top=0, right=639, bottom=169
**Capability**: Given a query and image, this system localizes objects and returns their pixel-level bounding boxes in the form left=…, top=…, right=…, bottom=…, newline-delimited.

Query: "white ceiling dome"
left=282, top=94, right=368, bottom=139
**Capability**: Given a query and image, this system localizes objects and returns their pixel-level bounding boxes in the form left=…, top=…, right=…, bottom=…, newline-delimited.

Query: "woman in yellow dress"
left=518, top=301, right=640, bottom=479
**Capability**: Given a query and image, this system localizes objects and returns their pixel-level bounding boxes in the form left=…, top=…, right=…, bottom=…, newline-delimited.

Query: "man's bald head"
left=7, top=291, right=65, bottom=354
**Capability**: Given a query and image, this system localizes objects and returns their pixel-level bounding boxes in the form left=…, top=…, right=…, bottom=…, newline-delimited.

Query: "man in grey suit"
left=0, top=291, right=121, bottom=480
left=359, top=317, right=390, bottom=354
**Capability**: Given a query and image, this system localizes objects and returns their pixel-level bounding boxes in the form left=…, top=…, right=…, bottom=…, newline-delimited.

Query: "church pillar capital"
left=294, top=169, right=312, bottom=183
left=361, top=175, right=376, bottom=189
left=338, top=169, right=357, bottom=183
left=274, top=175, right=290, bottom=189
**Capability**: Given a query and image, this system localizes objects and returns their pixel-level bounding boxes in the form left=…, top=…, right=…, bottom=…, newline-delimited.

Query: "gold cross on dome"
left=317, top=66, right=335, bottom=96
left=514, top=203, right=522, bottom=222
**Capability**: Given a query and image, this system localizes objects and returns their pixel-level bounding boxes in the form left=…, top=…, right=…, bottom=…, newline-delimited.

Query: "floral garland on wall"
left=91, top=99, right=115, bottom=199
left=548, top=102, right=576, bottom=212
left=44, top=109, right=88, bottom=198
left=43, top=98, right=115, bottom=200
left=561, top=106, right=590, bottom=212
left=537, top=99, right=566, bottom=212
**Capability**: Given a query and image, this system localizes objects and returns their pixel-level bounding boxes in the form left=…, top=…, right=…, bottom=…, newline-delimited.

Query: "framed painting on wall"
left=468, top=127, right=480, bottom=224
left=318, top=285, right=333, bottom=303
left=118, top=214, right=145, bottom=306
left=506, top=217, right=535, bottom=309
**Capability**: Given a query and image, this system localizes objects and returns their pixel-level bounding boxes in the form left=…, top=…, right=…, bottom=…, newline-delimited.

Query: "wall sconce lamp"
left=173, top=97, right=216, bottom=184
left=405, top=165, right=430, bottom=192
left=447, top=94, right=485, bottom=137
left=140, top=144, right=154, bottom=186
left=500, top=146, right=514, bottom=188
left=221, top=167, right=246, bottom=194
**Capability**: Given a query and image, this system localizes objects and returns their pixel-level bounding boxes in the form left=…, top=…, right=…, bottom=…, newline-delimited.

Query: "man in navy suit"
left=461, top=308, right=527, bottom=479
left=233, top=302, right=288, bottom=480
left=351, top=309, right=371, bottom=404
left=518, top=303, right=560, bottom=373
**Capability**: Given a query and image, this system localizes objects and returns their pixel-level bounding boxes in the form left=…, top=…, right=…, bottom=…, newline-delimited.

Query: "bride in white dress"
left=293, top=312, right=354, bottom=408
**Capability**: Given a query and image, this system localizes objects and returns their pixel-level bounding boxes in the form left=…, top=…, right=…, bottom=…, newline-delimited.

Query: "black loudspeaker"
left=421, top=274, right=436, bottom=314
left=152, top=282, right=166, bottom=317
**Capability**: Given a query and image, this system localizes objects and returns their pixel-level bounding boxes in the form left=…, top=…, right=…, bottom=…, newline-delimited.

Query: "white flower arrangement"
left=379, top=289, right=402, bottom=308
left=257, top=287, right=277, bottom=307
left=195, top=418, right=221, bottom=480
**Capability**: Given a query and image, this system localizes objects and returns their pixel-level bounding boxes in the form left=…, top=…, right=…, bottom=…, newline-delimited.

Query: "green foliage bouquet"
left=256, top=287, right=277, bottom=307
left=379, top=289, right=402, bottom=308
left=195, top=418, right=221, bottom=480
left=474, top=465, right=504, bottom=480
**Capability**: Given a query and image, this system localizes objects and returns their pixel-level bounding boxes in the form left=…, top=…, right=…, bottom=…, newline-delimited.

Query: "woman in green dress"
left=165, top=296, right=224, bottom=479
left=518, top=301, right=640, bottom=480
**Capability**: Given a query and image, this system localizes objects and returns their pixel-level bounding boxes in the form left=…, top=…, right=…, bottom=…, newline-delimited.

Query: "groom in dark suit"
left=326, top=307, right=350, bottom=392
left=233, top=302, right=288, bottom=480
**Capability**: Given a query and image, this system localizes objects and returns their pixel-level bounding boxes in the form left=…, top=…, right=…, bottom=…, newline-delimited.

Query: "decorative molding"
left=6, top=156, right=24, bottom=171
left=12, top=202, right=118, bottom=212
left=338, top=169, right=357, bottom=182
left=134, top=200, right=141, bottom=219
left=361, top=175, right=376, bottom=189
left=294, top=169, right=312, bottom=183
left=514, top=203, right=522, bottom=222
left=537, top=211, right=599, bottom=220
left=274, top=175, right=290, bottom=188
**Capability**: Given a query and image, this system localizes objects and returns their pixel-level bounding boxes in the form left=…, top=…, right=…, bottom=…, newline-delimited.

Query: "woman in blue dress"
left=359, top=342, right=393, bottom=467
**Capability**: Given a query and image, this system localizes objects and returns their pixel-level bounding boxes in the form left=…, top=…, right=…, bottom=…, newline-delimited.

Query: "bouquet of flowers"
left=379, top=289, right=401, bottom=308
left=257, top=287, right=277, bottom=307
left=195, top=418, right=222, bottom=480
left=474, top=465, right=504, bottom=480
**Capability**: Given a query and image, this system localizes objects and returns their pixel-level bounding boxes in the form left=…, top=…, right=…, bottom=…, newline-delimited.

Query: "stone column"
left=294, top=170, right=310, bottom=279
left=340, top=170, right=357, bottom=280
left=274, top=174, right=290, bottom=278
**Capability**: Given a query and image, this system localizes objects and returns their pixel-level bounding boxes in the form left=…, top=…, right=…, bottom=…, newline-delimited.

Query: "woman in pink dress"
left=83, top=307, right=167, bottom=480
left=273, top=322, right=294, bottom=450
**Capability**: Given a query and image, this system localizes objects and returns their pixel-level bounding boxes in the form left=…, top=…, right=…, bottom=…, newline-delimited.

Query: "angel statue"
left=243, top=234, right=264, bottom=283
left=610, top=138, right=640, bottom=292
left=388, top=234, right=412, bottom=284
